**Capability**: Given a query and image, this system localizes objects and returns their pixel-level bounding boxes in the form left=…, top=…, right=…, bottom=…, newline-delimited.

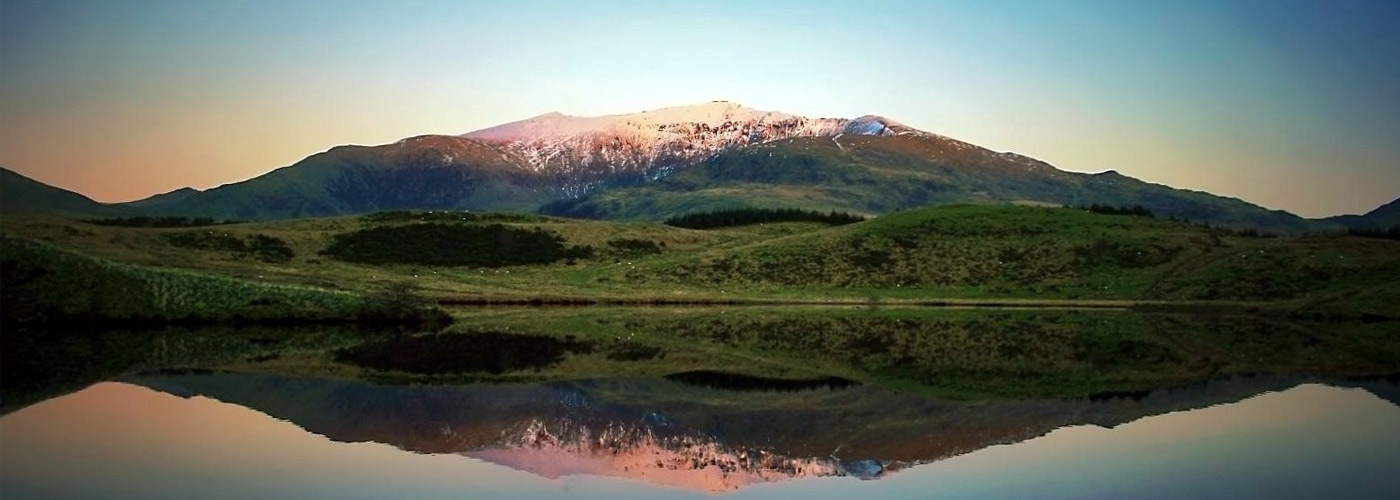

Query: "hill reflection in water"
left=117, top=372, right=1399, bottom=493
left=3, top=374, right=1398, bottom=499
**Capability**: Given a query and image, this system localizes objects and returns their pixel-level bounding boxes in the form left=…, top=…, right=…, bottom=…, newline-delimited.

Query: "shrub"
left=163, top=232, right=294, bottom=263
left=664, top=207, right=866, bottom=229
left=606, top=238, right=664, bottom=258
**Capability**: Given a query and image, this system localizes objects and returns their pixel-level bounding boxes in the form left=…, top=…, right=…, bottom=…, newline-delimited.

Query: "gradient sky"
left=1, top=0, right=1397, bottom=217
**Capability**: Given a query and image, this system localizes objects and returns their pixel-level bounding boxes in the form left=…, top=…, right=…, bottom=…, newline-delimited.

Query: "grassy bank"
left=0, top=233, right=447, bottom=325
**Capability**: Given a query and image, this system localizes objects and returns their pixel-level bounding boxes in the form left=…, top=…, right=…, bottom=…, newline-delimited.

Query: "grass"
left=3, top=204, right=1398, bottom=318
left=0, top=233, right=443, bottom=324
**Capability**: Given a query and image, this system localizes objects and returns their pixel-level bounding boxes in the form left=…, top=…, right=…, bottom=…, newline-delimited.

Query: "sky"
left=1, top=0, right=1397, bottom=217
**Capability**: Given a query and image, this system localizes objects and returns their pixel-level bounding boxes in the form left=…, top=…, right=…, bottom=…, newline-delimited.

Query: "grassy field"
left=0, top=233, right=445, bottom=324
left=3, top=204, right=1398, bottom=318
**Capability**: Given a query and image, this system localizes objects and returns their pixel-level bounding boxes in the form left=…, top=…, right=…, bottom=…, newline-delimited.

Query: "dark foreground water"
left=2, top=375, right=1398, bottom=499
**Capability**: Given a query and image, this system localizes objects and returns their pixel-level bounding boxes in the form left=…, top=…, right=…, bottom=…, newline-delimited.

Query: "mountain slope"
left=542, top=134, right=1316, bottom=232
left=0, top=167, right=125, bottom=217
left=1324, top=197, right=1400, bottom=230
left=129, top=135, right=557, bottom=220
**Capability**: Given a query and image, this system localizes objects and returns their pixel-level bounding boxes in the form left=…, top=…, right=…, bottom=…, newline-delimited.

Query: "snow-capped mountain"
left=462, top=101, right=910, bottom=196
left=70, top=100, right=1320, bottom=231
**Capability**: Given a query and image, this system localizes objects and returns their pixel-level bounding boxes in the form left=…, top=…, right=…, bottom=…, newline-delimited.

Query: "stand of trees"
left=665, top=207, right=865, bottom=229
left=1347, top=226, right=1400, bottom=240
left=360, top=211, right=547, bottom=224
left=1075, top=204, right=1155, bottom=218
left=85, top=216, right=245, bottom=227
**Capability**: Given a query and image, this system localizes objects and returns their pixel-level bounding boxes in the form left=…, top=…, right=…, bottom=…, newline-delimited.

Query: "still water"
left=2, top=374, right=1397, bottom=499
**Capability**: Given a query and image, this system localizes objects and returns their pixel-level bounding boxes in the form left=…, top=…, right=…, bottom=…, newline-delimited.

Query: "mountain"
left=129, top=102, right=901, bottom=220
left=0, top=167, right=127, bottom=218
left=1324, top=197, right=1400, bottom=230
left=461, top=101, right=904, bottom=196
left=1, top=102, right=1360, bottom=230
left=541, top=132, right=1317, bottom=232
left=125, top=186, right=201, bottom=207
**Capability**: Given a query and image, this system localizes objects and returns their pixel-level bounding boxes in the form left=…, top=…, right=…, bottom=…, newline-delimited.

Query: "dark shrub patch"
left=604, top=341, right=664, bottom=361
left=163, top=231, right=294, bottom=263
left=1074, top=204, right=1154, bottom=218
left=606, top=238, right=664, bottom=258
left=665, top=207, right=865, bottom=229
left=360, top=210, right=548, bottom=224
left=84, top=216, right=245, bottom=228
left=322, top=223, right=589, bottom=267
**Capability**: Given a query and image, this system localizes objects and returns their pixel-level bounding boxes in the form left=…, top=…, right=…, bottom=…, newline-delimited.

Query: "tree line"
left=1347, top=226, right=1400, bottom=240
left=664, top=207, right=866, bottom=229
left=85, top=216, right=245, bottom=227
left=1073, top=204, right=1155, bottom=218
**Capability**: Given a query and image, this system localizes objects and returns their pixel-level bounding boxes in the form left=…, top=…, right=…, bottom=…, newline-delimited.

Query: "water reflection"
left=3, top=308, right=1399, bottom=498
left=1, top=376, right=1397, bottom=499
left=117, top=372, right=1400, bottom=492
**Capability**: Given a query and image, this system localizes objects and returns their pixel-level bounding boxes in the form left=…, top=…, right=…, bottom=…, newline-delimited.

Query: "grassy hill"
left=0, top=167, right=127, bottom=218
left=1324, top=197, right=1400, bottom=231
left=3, top=205, right=1397, bottom=318
left=626, top=205, right=1400, bottom=304
left=544, top=135, right=1320, bottom=232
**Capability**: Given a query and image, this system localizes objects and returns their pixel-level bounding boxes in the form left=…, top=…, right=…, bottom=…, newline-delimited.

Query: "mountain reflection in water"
left=105, top=372, right=1398, bottom=493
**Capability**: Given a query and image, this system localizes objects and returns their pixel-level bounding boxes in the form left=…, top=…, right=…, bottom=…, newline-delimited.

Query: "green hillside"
left=4, top=205, right=1397, bottom=319
left=0, top=167, right=126, bottom=218
left=621, top=205, right=1400, bottom=309
left=129, top=136, right=556, bottom=220
left=544, top=135, right=1319, bottom=232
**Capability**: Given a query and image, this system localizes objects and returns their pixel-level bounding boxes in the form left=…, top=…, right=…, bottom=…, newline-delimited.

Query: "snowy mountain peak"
left=844, top=115, right=922, bottom=137
left=464, top=101, right=802, bottom=142
left=456, top=102, right=927, bottom=196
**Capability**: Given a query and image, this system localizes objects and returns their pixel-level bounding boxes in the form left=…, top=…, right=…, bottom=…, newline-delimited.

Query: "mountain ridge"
left=0, top=102, right=1385, bottom=231
left=0, top=167, right=129, bottom=217
left=1323, top=197, right=1400, bottom=230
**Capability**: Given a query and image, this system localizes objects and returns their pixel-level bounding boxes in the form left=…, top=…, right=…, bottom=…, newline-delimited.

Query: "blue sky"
left=1, top=0, right=1397, bottom=216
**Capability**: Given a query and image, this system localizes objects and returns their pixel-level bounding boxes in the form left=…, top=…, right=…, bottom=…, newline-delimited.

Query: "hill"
left=1324, top=197, right=1400, bottom=230
left=0, top=167, right=126, bottom=218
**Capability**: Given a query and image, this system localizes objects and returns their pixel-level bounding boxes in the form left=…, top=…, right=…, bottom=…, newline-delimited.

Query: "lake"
left=1, top=308, right=1398, bottom=498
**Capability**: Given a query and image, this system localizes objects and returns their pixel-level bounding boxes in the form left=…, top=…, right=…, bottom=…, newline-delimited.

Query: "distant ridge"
left=0, top=167, right=125, bottom=217
left=1324, top=197, right=1400, bottom=230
